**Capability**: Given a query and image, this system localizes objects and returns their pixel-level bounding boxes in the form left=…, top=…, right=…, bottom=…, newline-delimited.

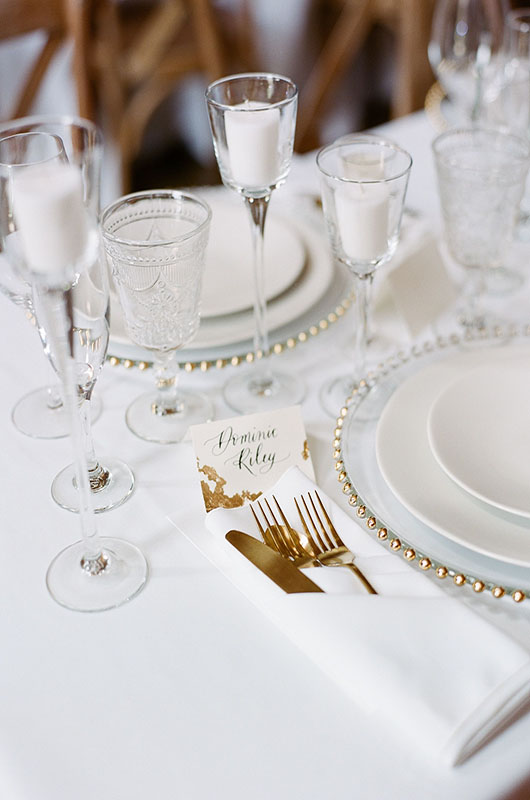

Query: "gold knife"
left=226, top=530, right=324, bottom=593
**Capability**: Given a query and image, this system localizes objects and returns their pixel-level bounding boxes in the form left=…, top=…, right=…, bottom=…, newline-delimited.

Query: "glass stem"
left=353, top=272, right=374, bottom=383
left=461, top=265, right=486, bottom=330
left=152, top=350, right=181, bottom=416
left=79, top=392, right=109, bottom=492
left=51, top=288, right=103, bottom=564
left=46, top=384, right=63, bottom=410
left=245, top=194, right=274, bottom=390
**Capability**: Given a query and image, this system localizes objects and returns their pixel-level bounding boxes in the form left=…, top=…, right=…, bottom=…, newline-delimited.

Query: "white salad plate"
left=427, top=363, right=530, bottom=520
left=375, top=348, right=530, bottom=568
left=199, top=190, right=306, bottom=318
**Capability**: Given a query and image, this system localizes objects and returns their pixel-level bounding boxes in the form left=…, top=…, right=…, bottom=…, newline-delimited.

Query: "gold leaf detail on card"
left=198, top=461, right=262, bottom=512
left=302, top=440, right=310, bottom=461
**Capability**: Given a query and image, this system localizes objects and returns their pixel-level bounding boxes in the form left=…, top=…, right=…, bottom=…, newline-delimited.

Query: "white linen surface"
left=170, top=465, right=530, bottom=767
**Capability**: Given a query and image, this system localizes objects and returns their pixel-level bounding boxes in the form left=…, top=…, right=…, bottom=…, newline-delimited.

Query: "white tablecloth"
left=2, top=111, right=530, bottom=800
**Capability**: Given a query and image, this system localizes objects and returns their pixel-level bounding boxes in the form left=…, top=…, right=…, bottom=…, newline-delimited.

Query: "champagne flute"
left=0, top=118, right=135, bottom=513
left=0, top=139, right=148, bottom=611
left=317, top=135, right=412, bottom=416
left=205, top=73, right=304, bottom=413
left=0, top=115, right=104, bottom=439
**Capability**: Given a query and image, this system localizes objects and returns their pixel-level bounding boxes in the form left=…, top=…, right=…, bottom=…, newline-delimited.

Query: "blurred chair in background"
left=89, top=0, right=228, bottom=191
left=296, top=0, right=437, bottom=151
left=0, top=0, right=94, bottom=121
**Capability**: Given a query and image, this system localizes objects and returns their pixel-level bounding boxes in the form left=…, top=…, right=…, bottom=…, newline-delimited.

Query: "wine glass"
left=101, top=190, right=213, bottom=444
left=0, top=124, right=135, bottom=514
left=432, top=126, right=530, bottom=332
left=0, top=145, right=147, bottom=611
left=317, top=135, right=412, bottom=416
left=485, top=9, right=530, bottom=242
left=205, top=73, right=304, bottom=413
left=428, top=0, right=508, bottom=123
left=0, top=115, right=104, bottom=439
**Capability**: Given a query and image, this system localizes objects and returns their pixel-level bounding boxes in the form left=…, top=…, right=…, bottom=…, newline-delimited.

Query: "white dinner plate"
left=428, top=363, right=530, bottom=519
left=199, top=189, right=306, bottom=317
left=375, top=347, right=530, bottom=568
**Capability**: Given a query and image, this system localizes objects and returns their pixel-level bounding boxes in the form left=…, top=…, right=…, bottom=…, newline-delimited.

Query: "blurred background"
left=1, top=0, right=529, bottom=202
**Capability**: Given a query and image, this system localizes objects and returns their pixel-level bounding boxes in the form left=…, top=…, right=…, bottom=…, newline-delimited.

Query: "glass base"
left=126, top=389, right=213, bottom=443
left=51, top=458, right=135, bottom=513
left=11, top=387, right=102, bottom=439
left=320, top=375, right=354, bottom=419
left=46, top=537, right=148, bottom=612
left=223, top=367, right=305, bottom=414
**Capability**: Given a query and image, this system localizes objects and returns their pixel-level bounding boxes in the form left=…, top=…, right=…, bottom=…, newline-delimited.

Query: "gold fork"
left=251, top=494, right=377, bottom=594
left=294, top=491, right=378, bottom=595
left=250, top=498, right=317, bottom=567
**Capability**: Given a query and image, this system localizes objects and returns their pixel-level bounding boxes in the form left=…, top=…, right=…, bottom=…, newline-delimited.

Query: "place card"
left=191, top=405, right=315, bottom=512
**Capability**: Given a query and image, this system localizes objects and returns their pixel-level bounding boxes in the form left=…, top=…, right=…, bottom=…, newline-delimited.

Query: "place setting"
left=4, top=62, right=530, bottom=778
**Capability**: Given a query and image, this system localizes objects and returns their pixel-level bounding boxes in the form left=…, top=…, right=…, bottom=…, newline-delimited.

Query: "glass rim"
left=316, top=136, right=413, bottom=184
left=0, top=113, right=103, bottom=147
left=0, top=131, right=66, bottom=167
left=205, top=72, right=298, bottom=111
left=432, top=125, right=530, bottom=165
left=101, top=189, right=212, bottom=248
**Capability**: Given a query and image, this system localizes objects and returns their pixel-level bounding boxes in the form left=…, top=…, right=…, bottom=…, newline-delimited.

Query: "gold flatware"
left=251, top=493, right=377, bottom=595
left=225, top=530, right=323, bottom=594
left=294, top=492, right=378, bottom=595
left=250, top=499, right=317, bottom=568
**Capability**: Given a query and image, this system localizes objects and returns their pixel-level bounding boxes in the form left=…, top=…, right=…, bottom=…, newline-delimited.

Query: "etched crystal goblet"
left=432, top=127, right=530, bottom=332
left=101, top=190, right=213, bottom=443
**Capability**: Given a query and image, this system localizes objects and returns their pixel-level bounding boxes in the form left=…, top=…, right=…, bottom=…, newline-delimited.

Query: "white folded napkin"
left=171, top=466, right=530, bottom=766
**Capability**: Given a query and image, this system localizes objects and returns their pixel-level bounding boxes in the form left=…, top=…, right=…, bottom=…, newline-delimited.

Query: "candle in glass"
left=206, top=73, right=304, bottom=413
left=317, top=134, right=412, bottom=417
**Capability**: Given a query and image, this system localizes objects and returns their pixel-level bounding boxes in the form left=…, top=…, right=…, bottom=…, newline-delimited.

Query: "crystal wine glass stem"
left=461, top=264, right=486, bottom=329
left=245, top=193, right=273, bottom=383
left=153, top=349, right=182, bottom=415
left=353, top=271, right=374, bottom=382
left=54, top=289, right=103, bottom=562
left=46, top=384, right=63, bottom=410
left=78, top=393, right=109, bottom=491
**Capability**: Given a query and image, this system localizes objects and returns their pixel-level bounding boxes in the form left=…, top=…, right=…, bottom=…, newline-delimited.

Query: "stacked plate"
left=340, top=334, right=530, bottom=596
left=108, top=186, right=351, bottom=365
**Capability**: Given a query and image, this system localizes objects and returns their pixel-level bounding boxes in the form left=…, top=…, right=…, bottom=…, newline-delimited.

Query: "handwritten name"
left=204, top=425, right=288, bottom=476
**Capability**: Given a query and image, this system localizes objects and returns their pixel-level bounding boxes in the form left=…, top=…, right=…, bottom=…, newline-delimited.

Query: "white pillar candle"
left=342, top=152, right=385, bottom=180
left=12, top=163, right=88, bottom=275
left=335, top=183, right=390, bottom=262
left=225, top=101, right=280, bottom=188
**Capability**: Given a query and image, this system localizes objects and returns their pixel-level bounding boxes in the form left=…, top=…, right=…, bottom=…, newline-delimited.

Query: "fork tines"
left=250, top=496, right=304, bottom=559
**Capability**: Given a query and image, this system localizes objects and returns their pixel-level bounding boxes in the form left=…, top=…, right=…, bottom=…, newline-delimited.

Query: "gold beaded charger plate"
left=334, top=327, right=530, bottom=603
left=107, top=194, right=353, bottom=369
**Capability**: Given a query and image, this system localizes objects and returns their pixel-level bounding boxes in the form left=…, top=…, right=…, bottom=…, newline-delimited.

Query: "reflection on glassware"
left=0, top=115, right=105, bottom=438
left=0, top=122, right=134, bottom=513
left=205, top=73, right=304, bottom=413
left=102, top=190, right=213, bottom=444
left=432, top=126, right=530, bottom=331
left=428, top=0, right=507, bottom=122
left=0, top=146, right=147, bottom=611
left=317, top=135, right=412, bottom=417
